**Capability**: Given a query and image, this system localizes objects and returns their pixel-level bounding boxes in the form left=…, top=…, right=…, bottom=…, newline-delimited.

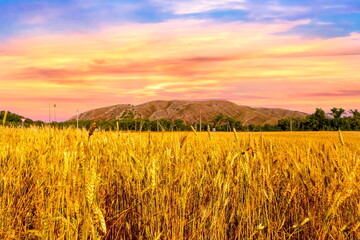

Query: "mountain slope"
left=70, top=100, right=307, bottom=125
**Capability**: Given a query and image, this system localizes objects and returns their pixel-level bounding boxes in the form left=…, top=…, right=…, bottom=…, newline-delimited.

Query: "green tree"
left=211, top=113, right=225, bottom=127
left=305, top=108, right=327, bottom=131
left=349, top=109, right=360, bottom=118
left=278, top=119, right=290, bottom=131
left=174, top=119, right=186, bottom=131
left=330, top=107, right=345, bottom=119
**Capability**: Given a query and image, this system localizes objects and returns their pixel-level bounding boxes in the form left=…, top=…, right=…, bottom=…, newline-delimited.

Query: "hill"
left=70, top=100, right=307, bottom=126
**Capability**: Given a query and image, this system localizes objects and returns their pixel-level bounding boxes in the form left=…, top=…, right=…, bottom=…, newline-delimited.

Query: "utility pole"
left=54, top=104, right=56, bottom=122
left=290, top=119, right=293, bottom=132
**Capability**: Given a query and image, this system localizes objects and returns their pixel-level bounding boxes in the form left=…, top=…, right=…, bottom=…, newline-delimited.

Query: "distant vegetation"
left=2, top=108, right=360, bottom=131
left=276, top=108, right=360, bottom=131
left=0, top=111, right=43, bottom=127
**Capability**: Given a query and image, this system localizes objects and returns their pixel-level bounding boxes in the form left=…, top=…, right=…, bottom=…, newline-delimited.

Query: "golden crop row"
left=0, top=127, right=359, bottom=239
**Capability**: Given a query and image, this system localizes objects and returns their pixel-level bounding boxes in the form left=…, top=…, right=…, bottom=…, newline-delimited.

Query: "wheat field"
left=0, top=126, right=359, bottom=239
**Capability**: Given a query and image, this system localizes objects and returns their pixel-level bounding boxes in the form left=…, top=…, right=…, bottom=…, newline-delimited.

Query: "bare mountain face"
left=70, top=100, right=307, bottom=125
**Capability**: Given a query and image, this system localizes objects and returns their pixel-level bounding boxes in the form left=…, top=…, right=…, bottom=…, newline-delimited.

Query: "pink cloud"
left=1, top=19, right=359, bottom=121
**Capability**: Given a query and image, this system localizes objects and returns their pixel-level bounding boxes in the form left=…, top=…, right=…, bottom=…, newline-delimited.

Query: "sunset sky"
left=1, top=0, right=359, bottom=121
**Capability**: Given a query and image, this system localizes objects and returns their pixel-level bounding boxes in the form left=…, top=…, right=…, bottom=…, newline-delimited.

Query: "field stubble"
left=0, top=127, right=359, bottom=239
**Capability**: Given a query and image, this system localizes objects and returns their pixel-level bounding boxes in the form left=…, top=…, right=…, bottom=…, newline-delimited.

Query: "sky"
left=0, top=0, right=359, bottom=121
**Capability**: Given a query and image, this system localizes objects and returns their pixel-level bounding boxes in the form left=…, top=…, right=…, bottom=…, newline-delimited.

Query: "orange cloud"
left=0, top=19, right=359, bottom=121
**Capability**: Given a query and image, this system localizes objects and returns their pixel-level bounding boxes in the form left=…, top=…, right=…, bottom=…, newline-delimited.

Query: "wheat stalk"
left=338, top=129, right=344, bottom=146
left=63, top=152, right=70, bottom=179
left=351, top=221, right=360, bottom=232
left=233, top=128, right=238, bottom=143
left=191, top=126, right=198, bottom=137
left=88, top=122, right=98, bottom=139
left=93, top=205, right=107, bottom=236
left=207, top=125, right=212, bottom=140
left=85, top=168, right=97, bottom=206
left=2, top=110, right=8, bottom=126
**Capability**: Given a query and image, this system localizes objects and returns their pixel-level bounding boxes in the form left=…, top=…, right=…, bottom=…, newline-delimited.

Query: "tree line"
left=1, top=108, right=360, bottom=131
left=276, top=108, right=360, bottom=131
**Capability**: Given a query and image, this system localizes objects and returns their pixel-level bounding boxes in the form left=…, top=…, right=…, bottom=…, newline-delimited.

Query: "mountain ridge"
left=70, top=100, right=307, bottom=126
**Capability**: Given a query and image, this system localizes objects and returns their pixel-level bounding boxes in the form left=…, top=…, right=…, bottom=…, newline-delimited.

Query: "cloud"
left=301, top=90, right=360, bottom=98
left=246, top=4, right=310, bottom=20
left=313, top=21, right=333, bottom=26
left=152, top=0, right=312, bottom=23
left=322, top=5, right=347, bottom=10
left=1, top=18, right=360, bottom=120
left=0, top=0, right=160, bottom=42
left=152, top=0, right=247, bottom=14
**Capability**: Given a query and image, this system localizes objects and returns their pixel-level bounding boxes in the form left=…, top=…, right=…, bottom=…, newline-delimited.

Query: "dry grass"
left=0, top=126, right=359, bottom=239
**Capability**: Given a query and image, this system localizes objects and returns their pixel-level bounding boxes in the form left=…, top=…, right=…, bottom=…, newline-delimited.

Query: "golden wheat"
left=0, top=127, right=359, bottom=239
